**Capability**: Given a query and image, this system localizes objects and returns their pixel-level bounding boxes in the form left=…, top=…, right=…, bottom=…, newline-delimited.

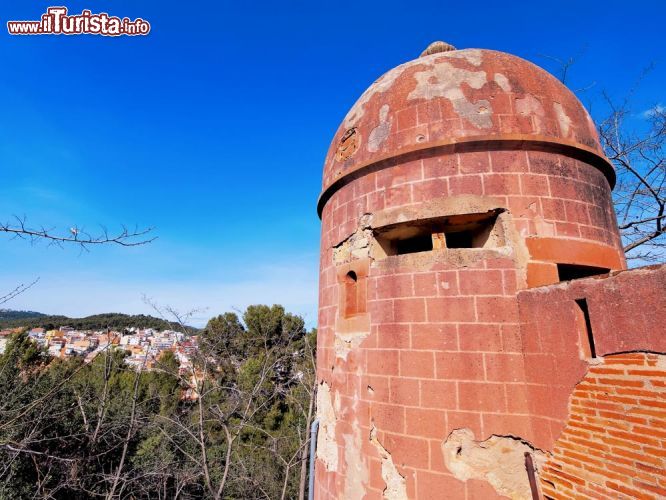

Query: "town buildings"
left=1, top=324, right=196, bottom=374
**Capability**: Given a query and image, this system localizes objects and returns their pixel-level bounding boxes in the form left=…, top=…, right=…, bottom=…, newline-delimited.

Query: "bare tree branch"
left=0, top=278, right=40, bottom=305
left=1, top=215, right=156, bottom=251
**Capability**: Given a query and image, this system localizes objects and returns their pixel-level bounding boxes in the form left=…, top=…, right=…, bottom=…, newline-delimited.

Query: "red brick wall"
left=363, top=252, right=526, bottom=499
left=516, top=264, right=666, bottom=450
left=540, top=353, right=666, bottom=499
left=320, top=150, right=622, bottom=254
left=316, top=146, right=626, bottom=499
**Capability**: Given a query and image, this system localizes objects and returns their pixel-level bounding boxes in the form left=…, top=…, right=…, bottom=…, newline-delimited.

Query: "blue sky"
left=0, top=0, right=663, bottom=327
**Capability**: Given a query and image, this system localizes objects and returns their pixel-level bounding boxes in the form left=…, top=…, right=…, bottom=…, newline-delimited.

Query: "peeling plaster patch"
left=343, top=426, right=369, bottom=498
left=334, top=330, right=370, bottom=360
left=442, top=48, right=484, bottom=67
left=553, top=102, right=572, bottom=137
left=333, top=214, right=374, bottom=264
left=534, top=215, right=556, bottom=237
left=333, top=214, right=373, bottom=359
left=494, top=73, right=511, bottom=91
left=316, top=382, right=339, bottom=471
left=443, top=428, right=548, bottom=500
left=344, top=65, right=407, bottom=128
left=368, top=104, right=392, bottom=152
left=341, top=49, right=485, bottom=130
left=408, top=62, right=492, bottom=129
left=515, top=94, right=545, bottom=132
left=370, top=425, right=408, bottom=500
left=334, top=388, right=342, bottom=414
left=515, top=95, right=544, bottom=115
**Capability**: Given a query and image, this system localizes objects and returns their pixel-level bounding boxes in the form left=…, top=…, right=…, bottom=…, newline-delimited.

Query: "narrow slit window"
left=557, top=264, right=609, bottom=282
left=574, top=298, right=596, bottom=358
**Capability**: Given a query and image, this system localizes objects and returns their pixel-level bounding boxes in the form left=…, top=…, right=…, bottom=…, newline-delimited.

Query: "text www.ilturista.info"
left=7, top=7, right=150, bottom=36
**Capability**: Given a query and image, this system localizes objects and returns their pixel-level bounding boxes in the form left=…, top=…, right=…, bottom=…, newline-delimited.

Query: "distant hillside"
left=0, top=311, right=197, bottom=333
left=0, top=309, right=47, bottom=321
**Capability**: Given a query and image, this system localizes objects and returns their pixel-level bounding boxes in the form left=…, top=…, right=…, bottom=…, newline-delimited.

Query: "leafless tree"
left=538, top=53, right=578, bottom=86
left=294, top=329, right=317, bottom=500
left=538, top=46, right=597, bottom=93
left=598, top=98, right=665, bottom=262
left=106, top=351, right=148, bottom=500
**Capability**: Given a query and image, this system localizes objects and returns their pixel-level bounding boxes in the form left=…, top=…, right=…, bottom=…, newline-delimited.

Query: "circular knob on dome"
left=420, top=40, right=457, bottom=57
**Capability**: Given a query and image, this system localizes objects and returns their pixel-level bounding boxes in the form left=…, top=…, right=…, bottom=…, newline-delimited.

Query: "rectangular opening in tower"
left=395, top=234, right=433, bottom=255
left=557, top=264, right=609, bottom=282
left=374, top=209, right=505, bottom=257
left=574, top=298, right=596, bottom=358
left=444, top=229, right=476, bottom=248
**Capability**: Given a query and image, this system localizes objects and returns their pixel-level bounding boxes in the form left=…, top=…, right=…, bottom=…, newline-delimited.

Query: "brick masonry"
left=540, top=353, right=666, bottom=499
left=517, top=265, right=666, bottom=450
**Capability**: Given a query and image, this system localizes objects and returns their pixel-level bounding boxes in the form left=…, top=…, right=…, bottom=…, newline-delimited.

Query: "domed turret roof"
left=320, top=43, right=607, bottom=207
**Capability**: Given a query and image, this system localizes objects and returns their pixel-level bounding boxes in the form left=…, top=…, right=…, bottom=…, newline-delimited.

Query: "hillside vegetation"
left=0, top=309, right=46, bottom=321
left=0, top=311, right=193, bottom=332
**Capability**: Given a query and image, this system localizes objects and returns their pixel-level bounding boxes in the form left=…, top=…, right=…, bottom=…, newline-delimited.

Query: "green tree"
left=0, top=305, right=316, bottom=499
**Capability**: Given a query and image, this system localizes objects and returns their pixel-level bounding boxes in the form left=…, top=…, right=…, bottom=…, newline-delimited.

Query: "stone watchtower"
left=314, top=42, right=626, bottom=499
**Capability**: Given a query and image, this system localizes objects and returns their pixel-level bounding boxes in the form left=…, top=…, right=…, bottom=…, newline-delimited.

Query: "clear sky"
left=1, top=0, right=663, bottom=327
